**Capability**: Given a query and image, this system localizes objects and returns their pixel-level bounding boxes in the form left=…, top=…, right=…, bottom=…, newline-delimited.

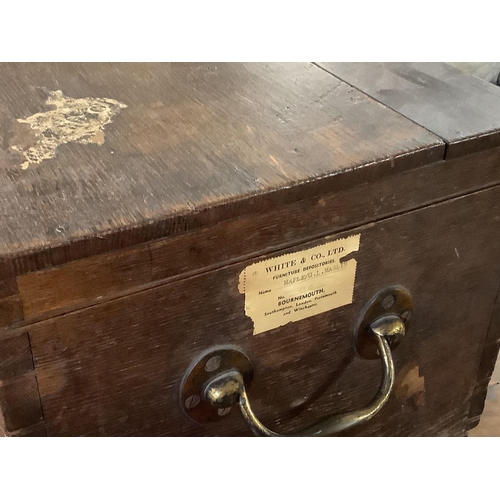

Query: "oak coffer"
left=1, top=63, right=500, bottom=437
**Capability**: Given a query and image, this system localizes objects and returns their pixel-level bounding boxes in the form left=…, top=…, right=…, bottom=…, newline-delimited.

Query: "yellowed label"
left=239, top=234, right=360, bottom=335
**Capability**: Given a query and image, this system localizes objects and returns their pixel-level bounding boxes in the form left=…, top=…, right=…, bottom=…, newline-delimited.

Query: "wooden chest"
left=1, top=62, right=500, bottom=437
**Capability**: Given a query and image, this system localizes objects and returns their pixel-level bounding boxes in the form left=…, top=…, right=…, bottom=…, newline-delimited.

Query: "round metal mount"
left=180, top=346, right=254, bottom=423
left=355, top=285, right=413, bottom=359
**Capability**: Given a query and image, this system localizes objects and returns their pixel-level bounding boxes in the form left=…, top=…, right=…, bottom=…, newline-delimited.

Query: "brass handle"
left=204, top=316, right=401, bottom=437
left=181, top=287, right=413, bottom=436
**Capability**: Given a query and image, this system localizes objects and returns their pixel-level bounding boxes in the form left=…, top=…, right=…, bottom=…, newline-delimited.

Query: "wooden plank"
left=0, top=63, right=443, bottom=267
left=467, top=278, right=500, bottom=431
left=7, top=422, right=47, bottom=437
left=9, top=141, right=444, bottom=277
left=0, top=373, right=44, bottom=433
left=28, top=186, right=500, bottom=436
left=0, top=295, right=24, bottom=329
left=0, top=333, right=34, bottom=379
left=17, top=246, right=151, bottom=319
left=0, top=258, right=17, bottom=299
left=10, top=146, right=500, bottom=323
left=468, top=362, right=500, bottom=436
left=0, top=332, right=45, bottom=436
left=316, top=62, right=500, bottom=159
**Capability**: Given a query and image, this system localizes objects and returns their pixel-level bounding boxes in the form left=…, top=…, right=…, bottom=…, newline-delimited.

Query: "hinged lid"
left=0, top=62, right=449, bottom=274
left=318, top=62, right=500, bottom=158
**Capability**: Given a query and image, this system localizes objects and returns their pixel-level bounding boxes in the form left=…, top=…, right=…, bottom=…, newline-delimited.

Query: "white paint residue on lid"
left=11, top=90, right=127, bottom=169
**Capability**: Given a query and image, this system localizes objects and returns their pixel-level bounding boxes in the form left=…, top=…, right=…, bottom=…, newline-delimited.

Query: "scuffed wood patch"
left=394, top=361, right=426, bottom=409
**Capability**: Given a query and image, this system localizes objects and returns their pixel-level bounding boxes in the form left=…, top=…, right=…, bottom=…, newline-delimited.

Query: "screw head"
left=205, top=355, right=222, bottom=372
left=382, top=295, right=395, bottom=309
left=184, top=394, right=201, bottom=409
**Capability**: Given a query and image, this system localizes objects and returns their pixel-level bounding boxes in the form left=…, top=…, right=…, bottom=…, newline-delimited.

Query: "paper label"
left=238, top=234, right=360, bottom=335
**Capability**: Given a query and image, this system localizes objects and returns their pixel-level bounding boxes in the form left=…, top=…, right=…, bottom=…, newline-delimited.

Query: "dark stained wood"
left=467, top=279, right=500, bottom=431
left=7, top=144, right=444, bottom=275
left=2, top=63, right=500, bottom=437
left=0, top=373, right=44, bottom=434
left=28, top=186, right=500, bottom=436
left=316, top=62, right=500, bottom=159
left=9, top=146, right=500, bottom=325
left=0, top=63, right=443, bottom=271
left=17, top=246, right=152, bottom=319
left=7, top=422, right=47, bottom=437
left=0, top=333, right=34, bottom=379
left=0, top=295, right=24, bottom=329
left=0, top=258, right=17, bottom=299
left=7, top=143, right=444, bottom=278
left=468, top=361, right=500, bottom=436
left=0, top=331, right=44, bottom=436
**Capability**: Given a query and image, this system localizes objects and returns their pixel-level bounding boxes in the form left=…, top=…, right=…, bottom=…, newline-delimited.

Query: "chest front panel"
left=27, top=185, right=500, bottom=436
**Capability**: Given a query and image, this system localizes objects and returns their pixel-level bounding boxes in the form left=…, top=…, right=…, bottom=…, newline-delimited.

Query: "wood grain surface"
left=0, top=63, right=442, bottom=267
left=469, top=361, right=500, bottom=436
left=2, top=63, right=500, bottom=437
left=317, top=62, right=500, bottom=158
left=467, top=276, right=500, bottom=431
left=10, top=146, right=500, bottom=326
left=27, top=185, right=500, bottom=436
left=0, top=333, right=45, bottom=436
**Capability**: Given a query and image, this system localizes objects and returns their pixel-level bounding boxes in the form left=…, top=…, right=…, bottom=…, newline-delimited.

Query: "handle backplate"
left=180, top=346, right=254, bottom=424
left=355, top=285, right=413, bottom=359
